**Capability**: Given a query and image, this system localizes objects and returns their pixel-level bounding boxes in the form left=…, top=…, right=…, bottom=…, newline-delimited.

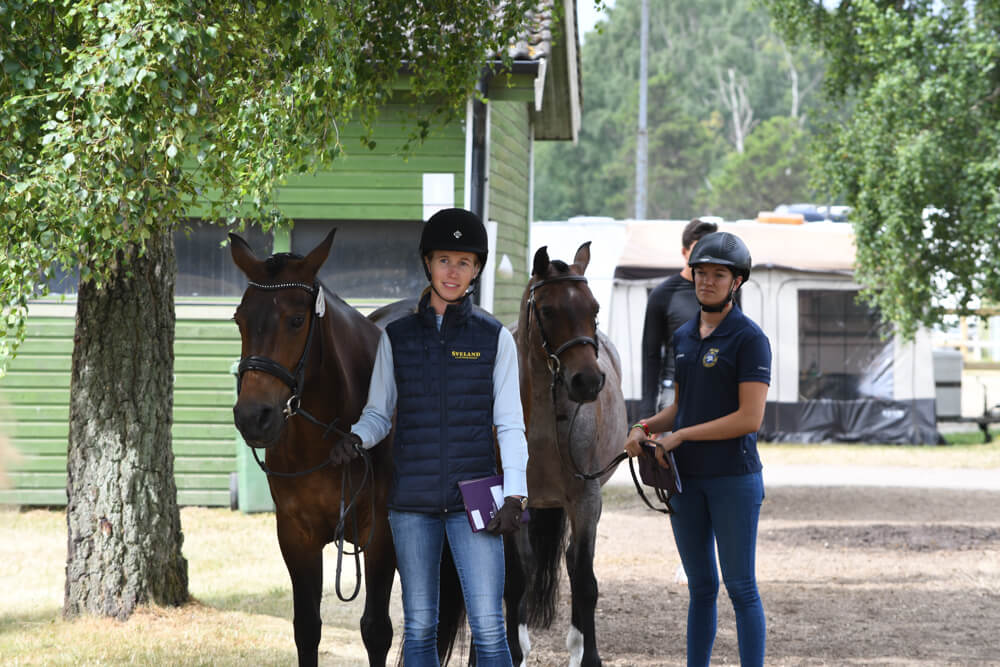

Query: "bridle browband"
left=235, top=279, right=374, bottom=601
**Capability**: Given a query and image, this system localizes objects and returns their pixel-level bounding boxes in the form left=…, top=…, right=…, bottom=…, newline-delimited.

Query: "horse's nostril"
left=234, top=401, right=279, bottom=442
left=570, top=371, right=605, bottom=400
left=256, top=405, right=274, bottom=430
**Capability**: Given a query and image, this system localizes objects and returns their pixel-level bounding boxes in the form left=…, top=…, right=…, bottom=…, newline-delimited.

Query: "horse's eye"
left=540, top=305, right=556, bottom=319
left=290, top=315, right=306, bottom=329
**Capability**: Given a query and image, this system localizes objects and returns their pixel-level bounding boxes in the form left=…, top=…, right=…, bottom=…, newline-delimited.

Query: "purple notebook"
left=457, top=474, right=530, bottom=532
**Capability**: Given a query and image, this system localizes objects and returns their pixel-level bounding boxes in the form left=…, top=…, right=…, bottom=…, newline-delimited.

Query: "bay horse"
left=230, top=231, right=396, bottom=666
left=507, top=242, right=627, bottom=667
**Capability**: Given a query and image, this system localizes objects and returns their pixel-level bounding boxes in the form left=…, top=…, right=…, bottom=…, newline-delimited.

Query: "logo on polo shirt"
left=451, top=350, right=481, bottom=360
left=702, top=348, right=720, bottom=368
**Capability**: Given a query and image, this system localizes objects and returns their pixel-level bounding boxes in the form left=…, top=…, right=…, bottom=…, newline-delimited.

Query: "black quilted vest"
left=386, top=292, right=500, bottom=512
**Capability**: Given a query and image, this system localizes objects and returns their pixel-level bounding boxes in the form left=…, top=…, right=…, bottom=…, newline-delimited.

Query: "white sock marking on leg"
left=566, top=625, right=584, bottom=667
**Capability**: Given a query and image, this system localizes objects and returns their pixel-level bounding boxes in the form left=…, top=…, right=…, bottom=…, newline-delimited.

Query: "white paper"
left=470, top=509, right=485, bottom=531
left=489, top=484, right=504, bottom=510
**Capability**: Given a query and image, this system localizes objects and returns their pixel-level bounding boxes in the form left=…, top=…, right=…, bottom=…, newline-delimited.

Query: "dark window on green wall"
left=176, top=221, right=273, bottom=297
left=42, top=221, right=273, bottom=297
left=798, top=289, right=893, bottom=400
left=291, top=220, right=424, bottom=299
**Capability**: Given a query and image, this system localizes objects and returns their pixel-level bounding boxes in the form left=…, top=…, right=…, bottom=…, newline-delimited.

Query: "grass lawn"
left=0, top=507, right=396, bottom=666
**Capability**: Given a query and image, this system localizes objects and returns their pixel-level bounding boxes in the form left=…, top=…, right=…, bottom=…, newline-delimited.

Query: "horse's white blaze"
left=566, top=625, right=584, bottom=667
left=518, top=623, right=532, bottom=667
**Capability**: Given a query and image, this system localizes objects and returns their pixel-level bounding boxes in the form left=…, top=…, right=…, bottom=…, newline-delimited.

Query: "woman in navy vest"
left=334, top=208, right=528, bottom=666
left=624, top=231, right=771, bottom=667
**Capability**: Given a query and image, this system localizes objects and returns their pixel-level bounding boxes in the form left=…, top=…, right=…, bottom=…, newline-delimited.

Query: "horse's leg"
left=504, top=531, right=529, bottom=667
left=564, top=482, right=603, bottom=667
left=277, top=523, right=324, bottom=667
left=360, top=519, right=396, bottom=667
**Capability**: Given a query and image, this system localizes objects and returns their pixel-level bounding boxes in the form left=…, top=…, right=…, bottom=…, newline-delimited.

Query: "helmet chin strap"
left=430, top=283, right=468, bottom=305
left=699, top=283, right=737, bottom=313
left=428, top=271, right=481, bottom=305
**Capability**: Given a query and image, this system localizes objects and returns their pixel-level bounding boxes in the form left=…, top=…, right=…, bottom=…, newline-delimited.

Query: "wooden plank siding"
left=0, top=311, right=243, bottom=507
left=487, top=100, right=532, bottom=325
left=193, top=102, right=467, bottom=221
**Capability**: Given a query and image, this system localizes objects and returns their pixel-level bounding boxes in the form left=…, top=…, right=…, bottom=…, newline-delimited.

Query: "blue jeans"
left=389, top=510, right=512, bottom=667
left=669, top=472, right=765, bottom=667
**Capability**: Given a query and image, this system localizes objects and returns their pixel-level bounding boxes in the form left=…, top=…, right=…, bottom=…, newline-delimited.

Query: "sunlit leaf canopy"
left=0, top=0, right=536, bottom=367
left=764, top=0, right=1000, bottom=338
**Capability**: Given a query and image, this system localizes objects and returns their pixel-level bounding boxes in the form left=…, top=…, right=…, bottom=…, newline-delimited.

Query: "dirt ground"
left=500, top=484, right=1000, bottom=667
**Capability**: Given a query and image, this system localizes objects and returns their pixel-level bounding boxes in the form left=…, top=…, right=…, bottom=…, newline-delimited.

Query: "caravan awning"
left=614, top=220, right=857, bottom=279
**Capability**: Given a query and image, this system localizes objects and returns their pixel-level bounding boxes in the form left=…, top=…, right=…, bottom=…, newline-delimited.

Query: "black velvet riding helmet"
left=419, top=208, right=489, bottom=281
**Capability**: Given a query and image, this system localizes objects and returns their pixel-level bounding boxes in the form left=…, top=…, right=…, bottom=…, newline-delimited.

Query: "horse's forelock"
left=264, top=252, right=306, bottom=278
left=548, top=259, right=570, bottom=275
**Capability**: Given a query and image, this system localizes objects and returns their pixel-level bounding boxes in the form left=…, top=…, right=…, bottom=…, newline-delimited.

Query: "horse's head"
left=521, top=242, right=605, bottom=403
left=230, top=230, right=334, bottom=448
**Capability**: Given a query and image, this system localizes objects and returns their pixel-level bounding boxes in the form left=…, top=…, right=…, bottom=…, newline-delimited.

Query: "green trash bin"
left=231, top=361, right=275, bottom=513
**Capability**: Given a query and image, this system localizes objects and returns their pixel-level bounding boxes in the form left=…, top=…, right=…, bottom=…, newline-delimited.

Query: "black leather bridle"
left=235, top=279, right=374, bottom=601
left=526, top=274, right=601, bottom=386
left=525, top=274, right=612, bottom=480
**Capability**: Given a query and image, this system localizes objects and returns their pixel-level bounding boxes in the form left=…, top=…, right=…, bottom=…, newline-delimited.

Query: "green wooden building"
left=0, top=2, right=581, bottom=508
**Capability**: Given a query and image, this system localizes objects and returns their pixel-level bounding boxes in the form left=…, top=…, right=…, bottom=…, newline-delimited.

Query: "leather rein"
left=236, top=279, right=374, bottom=601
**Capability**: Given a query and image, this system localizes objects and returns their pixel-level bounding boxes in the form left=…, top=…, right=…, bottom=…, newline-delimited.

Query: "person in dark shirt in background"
left=640, top=218, right=718, bottom=416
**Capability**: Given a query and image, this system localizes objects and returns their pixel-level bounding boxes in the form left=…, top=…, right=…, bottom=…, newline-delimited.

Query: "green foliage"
left=0, top=0, right=531, bottom=370
left=697, top=115, right=816, bottom=219
left=764, top=0, right=1000, bottom=337
left=534, top=0, right=827, bottom=220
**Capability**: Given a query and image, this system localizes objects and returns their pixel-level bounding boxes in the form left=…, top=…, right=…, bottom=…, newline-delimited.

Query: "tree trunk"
left=64, top=229, right=189, bottom=619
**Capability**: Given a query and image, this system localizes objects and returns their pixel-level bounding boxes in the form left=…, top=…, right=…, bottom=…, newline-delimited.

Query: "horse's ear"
left=229, top=233, right=267, bottom=282
left=303, top=228, right=337, bottom=278
left=572, top=241, right=592, bottom=275
left=532, top=246, right=550, bottom=278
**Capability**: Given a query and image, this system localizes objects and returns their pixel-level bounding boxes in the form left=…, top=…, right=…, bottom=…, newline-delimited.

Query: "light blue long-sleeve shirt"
left=351, top=318, right=529, bottom=499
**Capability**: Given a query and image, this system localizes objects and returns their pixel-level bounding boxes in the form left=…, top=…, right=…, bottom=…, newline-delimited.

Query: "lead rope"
left=333, top=450, right=376, bottom=602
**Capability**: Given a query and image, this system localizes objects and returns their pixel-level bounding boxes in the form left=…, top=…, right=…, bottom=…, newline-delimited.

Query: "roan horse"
left=230, top=231, right=397, bottom=667
left=506, top=242, right=627, bottom=667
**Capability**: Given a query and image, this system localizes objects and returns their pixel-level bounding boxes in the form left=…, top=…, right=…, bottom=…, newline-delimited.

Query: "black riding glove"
left=486, top=497, right=524, bottom=535
left=329, top=432, right=362, bottom=466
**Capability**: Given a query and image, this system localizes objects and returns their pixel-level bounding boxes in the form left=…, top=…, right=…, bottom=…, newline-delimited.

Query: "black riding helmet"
left=687, top=231, right=751, bottom=312
left=687, top=231, right=752, bottom=282
left=419, top=207, right=489, bottom=281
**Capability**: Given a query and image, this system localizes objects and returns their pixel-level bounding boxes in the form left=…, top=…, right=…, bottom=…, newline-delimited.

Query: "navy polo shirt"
left=671, top=305, right=771, bottom=477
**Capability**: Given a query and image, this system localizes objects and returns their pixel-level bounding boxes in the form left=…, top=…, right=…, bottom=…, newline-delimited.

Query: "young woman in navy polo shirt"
left=331, top=208, right=529, bottom=666
left=624, top=231, right=771, bottom=667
